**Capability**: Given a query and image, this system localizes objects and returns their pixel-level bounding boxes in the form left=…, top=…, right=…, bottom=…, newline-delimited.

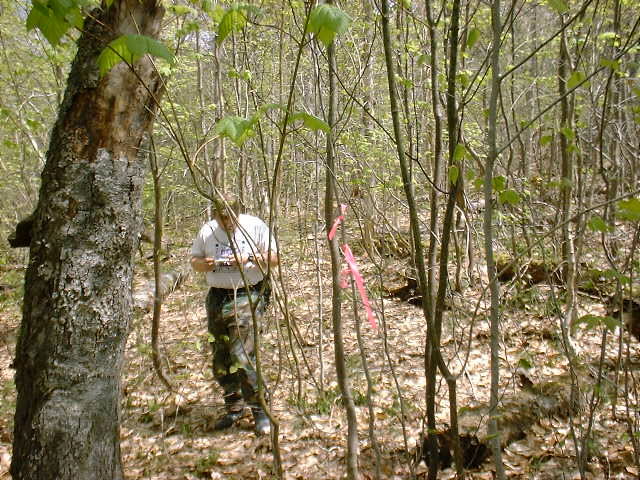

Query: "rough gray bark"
left=11, top=2, right=165, bottom=479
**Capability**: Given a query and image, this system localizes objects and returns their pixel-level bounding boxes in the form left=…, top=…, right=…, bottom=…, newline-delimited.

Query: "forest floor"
left=1, top=234, right=640, bottom=479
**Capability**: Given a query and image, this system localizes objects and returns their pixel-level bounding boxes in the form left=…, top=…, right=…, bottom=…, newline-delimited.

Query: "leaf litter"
left=0, top=243, right=639, bottom=479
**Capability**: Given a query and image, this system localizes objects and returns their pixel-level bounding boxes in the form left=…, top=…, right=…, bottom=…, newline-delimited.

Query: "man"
left=191, top=195, right=278, bottom=435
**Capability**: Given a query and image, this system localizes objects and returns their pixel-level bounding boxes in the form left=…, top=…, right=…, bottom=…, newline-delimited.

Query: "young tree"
left=11, top=1, right=166, bottom=478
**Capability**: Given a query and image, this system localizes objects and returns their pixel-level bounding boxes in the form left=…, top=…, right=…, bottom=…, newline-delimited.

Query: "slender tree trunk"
left=325, top=4, right=360, bottom=475
left=361, top=0, right=377, bottom=255
left=149, top=137, right=172, bottom=392
left=424, top=0, right=443, bottom=472
left=11, top=2, right=165, bottom=479
left=212, top=42, right=225, bottom=190
left=195, top=31, right=212, bottom=216
left=381, top=0, right=463, bottom=476
left=485, top=0, right=506, bottom=477
left=558, top=17, right=578, bottom=359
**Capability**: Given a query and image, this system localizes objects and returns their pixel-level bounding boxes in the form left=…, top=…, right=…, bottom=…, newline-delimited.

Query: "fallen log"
left=422, top=373, right=580, bottom=470
left=384, top=275, right=422, bottom=306
left=133, top=267, right=190, bottom=312
left=495, top=256, right=563, bottom=285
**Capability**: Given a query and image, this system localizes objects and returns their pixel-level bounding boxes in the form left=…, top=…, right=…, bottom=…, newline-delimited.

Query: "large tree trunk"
left=11, top=2, right=165, bottom=479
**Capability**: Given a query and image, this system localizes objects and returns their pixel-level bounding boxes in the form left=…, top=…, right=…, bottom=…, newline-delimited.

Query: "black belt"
left=210, top=280, right=265, bottom=294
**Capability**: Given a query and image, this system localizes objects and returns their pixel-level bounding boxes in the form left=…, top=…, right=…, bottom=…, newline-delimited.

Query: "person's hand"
left=220, top=254, right=250, bottom=267
left=203, top=257, right=217, bottom=271
left=191, top=256, right=217, bottom=272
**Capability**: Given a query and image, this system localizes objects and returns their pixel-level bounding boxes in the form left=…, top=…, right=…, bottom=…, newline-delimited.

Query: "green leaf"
left=599, top=58, right=620, bottom=71
left=517, top=356, right=534, bottom=369
left=587, top=216, right=613, bottom=233
left=208, top=5, right=226, bottom=23
left=465, top=168, right=476, bottom=181
left=540, top=134, right=553, bottom=146
left=457, top=71, right=470, bottom=88
left=576, top=314, right=601, bottom=330
left=618, top=198, right=640, bottom=222
left=229, top=69, right=252, bottom=82
left=217, top=8, right=246, bottom=44
left=546, top=0, right=568, bottom=13
left=396, top=75, right=414, bottom=89
left=287, top=112, right=330, bottom=133
left=216, top=4, right=261, bottom=45
left=602, top=268, right=631, bottom=285
left=598, top=31, right=619, bottom=43
left=576, top=315, right=620, bottom=332
left=560, top=127, right=575, bottom=140
left=602, top=316, right=622, bottom=332
left=307, top=4, right=352, bottom=47
left=449, top=165, right=460, bottom=185
left=214, top=115, right=255, bottom=146
left=177, top=20, right=201, bottom=38
left=466, top=27, right=481, bottom=49
left=499, top=189, right=521, bottom=205
left=492, top=175, right=506, bottom=192
left=199, top=0, right=213, bottom=13
left=26, top=1, right=72, bottom=46
left=169, top=4, right=193, bottom=15
left=453, top=143, right=467, bottom=162
left=97, top=34, right=174, bottom=77
left=567, top=71, right=588, bottom=90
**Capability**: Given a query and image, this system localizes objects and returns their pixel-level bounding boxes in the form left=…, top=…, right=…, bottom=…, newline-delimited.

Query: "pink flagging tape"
left=328, top=204, right=348, bottom=240
left=340, top=244, right=378, bottom=330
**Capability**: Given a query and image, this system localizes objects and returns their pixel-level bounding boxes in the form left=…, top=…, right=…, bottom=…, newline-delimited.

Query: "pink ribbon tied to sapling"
left=327, top=203, right=378, bottom=330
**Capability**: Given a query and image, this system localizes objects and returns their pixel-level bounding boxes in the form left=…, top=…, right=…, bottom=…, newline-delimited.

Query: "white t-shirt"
left=191, top=214, right=277, bottom=289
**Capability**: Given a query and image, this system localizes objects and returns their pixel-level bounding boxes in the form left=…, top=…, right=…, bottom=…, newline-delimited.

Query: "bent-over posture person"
left=191, top=196, right=278, bottom=435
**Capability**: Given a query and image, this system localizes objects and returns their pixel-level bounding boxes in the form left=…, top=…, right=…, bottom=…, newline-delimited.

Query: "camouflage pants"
left=206, top=281, right=270, bottom=413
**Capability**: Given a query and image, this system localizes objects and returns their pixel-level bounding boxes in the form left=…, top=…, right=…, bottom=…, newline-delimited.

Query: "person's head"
left=214, top=192, right=241, bottom=232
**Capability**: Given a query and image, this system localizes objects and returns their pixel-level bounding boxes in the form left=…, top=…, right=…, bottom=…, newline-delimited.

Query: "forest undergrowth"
left=1, top=230, right=639, bottom=479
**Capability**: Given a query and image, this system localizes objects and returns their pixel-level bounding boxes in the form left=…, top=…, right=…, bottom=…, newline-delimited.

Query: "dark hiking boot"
left=252, top=408, right=271, bottom=436
left=214, top=411, right=243, bottom=430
